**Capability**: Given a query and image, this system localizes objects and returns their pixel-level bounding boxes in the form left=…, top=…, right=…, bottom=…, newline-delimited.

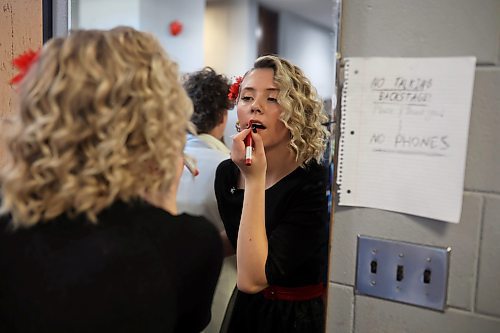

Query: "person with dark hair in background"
left=0, top=27, right=222, bottom=333
left=215, top=55, right=330, bottom=333
left=177, top=67, right=236, bottom=333
left=178, top=67, right=232, bottom=227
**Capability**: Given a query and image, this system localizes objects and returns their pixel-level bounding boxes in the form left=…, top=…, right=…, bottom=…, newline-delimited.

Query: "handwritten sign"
left=337, top=57, right=476, bottom=223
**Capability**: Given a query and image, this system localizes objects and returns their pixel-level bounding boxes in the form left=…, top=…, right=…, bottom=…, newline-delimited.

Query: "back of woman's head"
left=252, top=55, right=329, bottom=165
left=183, top=67, right=232, bottom=134
left=0, top=26, right=193, bottom=228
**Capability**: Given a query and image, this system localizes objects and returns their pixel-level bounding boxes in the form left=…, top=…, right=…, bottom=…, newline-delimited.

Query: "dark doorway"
left=42, top=0, right=53, bottom=43
left=257, top=5, right=279, bottom=56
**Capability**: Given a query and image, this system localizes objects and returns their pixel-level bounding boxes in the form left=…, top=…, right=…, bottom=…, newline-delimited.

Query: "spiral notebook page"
left=337, top=57, right=476, bottom=223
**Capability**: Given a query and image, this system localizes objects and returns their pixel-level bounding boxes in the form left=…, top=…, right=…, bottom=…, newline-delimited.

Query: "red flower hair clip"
left=10, top=48, right=40, bottom=85
left=228, top=76, right=243, bottom=101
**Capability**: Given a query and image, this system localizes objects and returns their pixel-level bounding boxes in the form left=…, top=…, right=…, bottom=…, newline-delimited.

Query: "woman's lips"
left=247, top=120, right=266, bottom=131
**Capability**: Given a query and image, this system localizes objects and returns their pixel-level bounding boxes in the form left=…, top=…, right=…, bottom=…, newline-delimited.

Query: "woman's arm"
left=231, top=129, right=269, bottom=294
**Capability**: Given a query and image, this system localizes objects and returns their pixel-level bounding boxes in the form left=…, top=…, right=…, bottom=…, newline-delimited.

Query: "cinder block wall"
left=326, top=0, right=500, bottom=332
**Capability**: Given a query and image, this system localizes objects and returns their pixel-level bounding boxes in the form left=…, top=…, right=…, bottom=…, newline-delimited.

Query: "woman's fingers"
left=248, top=131, right=266, bottom=168
left=232, top=127, right=251, bottom=142
left=250, top=130, right=264, bottom=152
left=231, top=128, right=266, bottom=173
left=231, top=128, right=251, bottom=162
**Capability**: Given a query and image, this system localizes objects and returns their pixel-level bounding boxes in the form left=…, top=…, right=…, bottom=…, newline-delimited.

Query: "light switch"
left=355, top=235, right=450, bottom=311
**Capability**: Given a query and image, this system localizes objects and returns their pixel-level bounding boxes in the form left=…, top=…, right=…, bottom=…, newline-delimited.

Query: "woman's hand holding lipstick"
left=244, top=120, right=267, bottom=166
left=231, top=127, right=266, bottom=178
left=183, top=153, right=199, bottom=177
left=244, top=125, right=255, bottom=166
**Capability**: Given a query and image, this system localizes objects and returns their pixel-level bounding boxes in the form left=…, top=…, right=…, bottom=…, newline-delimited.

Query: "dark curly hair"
left=182, top=67, right=233, bottom=134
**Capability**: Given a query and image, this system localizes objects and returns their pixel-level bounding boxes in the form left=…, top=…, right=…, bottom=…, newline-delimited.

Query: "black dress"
left=215, top=159, right=329, bottom=333
left=0, top=200, right=223, bottom=333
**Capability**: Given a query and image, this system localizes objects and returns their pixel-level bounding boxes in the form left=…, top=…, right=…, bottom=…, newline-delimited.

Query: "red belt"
left=262, top=283, right=325, bottom=301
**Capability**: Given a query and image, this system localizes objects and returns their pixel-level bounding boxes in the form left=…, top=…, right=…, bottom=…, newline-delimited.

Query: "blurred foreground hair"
left=0, top=26, right=193, bottom=228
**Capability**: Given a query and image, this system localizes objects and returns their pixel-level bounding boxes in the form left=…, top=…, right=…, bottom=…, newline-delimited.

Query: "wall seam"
left=463, top=189, right=500, bottom=196
left=331, top=281, right=355, bottom=288
left=471, top=194, right=485, bottom=313
left=351, top=293, right=357, bottom=333
left=448, top=306, right=500, bottom=322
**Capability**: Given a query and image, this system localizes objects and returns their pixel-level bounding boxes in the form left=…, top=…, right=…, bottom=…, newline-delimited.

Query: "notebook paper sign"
left=337, top=57, right=476, bottom=223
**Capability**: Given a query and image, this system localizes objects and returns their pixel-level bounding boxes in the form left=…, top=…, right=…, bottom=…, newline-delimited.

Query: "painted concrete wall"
left=0, top=0, right=42, bottom=165
left=0, top=0, right=42, bottom=118
left=206, top=0, right=336, bottom=100
left=326, top=0, right=500, bottom=332
left=75, top=0, right=140, bottom=30
left=278, top=11, right=335, bottom=100
left=204, top=0, right=258, bottom=79
left=139, top=0, right=205, bottom=74
left=73, top=0, right=205, bottom=74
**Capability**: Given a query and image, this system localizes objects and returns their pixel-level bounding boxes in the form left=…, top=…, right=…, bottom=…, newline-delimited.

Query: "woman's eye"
left=241, top=96, right=253, bottom=101
left=268, top=97, right=278, bottom=103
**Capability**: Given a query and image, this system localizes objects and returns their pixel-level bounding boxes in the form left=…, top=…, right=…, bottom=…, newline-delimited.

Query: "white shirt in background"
left=177, top=134, right=229, bottom=231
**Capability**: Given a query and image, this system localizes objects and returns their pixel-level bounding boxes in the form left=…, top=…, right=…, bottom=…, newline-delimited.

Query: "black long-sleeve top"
left=214, top=159, right=329, bottom=333
left=0, top=200, right=223, bottom=333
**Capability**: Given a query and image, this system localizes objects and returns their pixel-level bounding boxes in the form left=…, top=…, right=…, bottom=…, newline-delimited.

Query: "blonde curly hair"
left=0, top=27, right=193, bottom=228
left=251, top=55, right=329, bottom=165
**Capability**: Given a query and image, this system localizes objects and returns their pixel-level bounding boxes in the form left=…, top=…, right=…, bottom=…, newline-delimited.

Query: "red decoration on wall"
left=10, top=49, right=40, bottom=85
left=169, top=20, right=183, bottom=36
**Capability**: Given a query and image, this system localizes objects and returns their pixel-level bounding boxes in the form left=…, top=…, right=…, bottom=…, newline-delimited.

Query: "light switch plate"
left=355, top=235, right=451, bottom=311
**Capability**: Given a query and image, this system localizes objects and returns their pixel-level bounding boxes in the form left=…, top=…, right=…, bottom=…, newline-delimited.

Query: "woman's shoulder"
left=215, top=158, right=238, bottom=187
left=269, top=162, right=328, bottom=212
left=299, top=162, right=328, bottom=193
left=275, top=161, right=327, bottom=190
left=172, top=213, right=221, bottom=239
left=77, top=202, right=223, bottom=264
left=0, top=200, right=219, bottom=241
left=120, top=201, right=220, bottom=239
left=216, top=158, right=235, bottom=172
left=0, top=214, right=13, bottom=236
left=301, top=161, right=328, bottom=180
left=159, top=213, right=223, bottom=276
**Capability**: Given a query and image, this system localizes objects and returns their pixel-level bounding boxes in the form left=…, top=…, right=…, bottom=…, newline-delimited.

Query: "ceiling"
left=257, top=0, right=336, bottom=31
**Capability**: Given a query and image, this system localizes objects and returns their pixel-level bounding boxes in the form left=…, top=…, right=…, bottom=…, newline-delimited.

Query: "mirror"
left=64, top=0, right=341, bottom=331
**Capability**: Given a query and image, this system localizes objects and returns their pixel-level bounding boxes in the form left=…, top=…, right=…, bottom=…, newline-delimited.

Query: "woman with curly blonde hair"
left=215, top=55, right=330, bottom=332
left=0, top=27, right=222, bottom=333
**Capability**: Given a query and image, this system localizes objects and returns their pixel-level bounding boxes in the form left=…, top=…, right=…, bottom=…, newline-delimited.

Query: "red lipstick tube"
left=244, top=132, right=253, bottom=166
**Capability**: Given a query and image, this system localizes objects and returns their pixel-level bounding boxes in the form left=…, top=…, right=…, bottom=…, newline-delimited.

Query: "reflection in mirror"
left=69, top=0, right=340, bottom=331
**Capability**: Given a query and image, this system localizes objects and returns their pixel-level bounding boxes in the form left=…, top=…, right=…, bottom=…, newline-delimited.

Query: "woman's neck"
left=143, top=190, right=177, bottom=215
left=264, top=144, right=301, bottom=189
